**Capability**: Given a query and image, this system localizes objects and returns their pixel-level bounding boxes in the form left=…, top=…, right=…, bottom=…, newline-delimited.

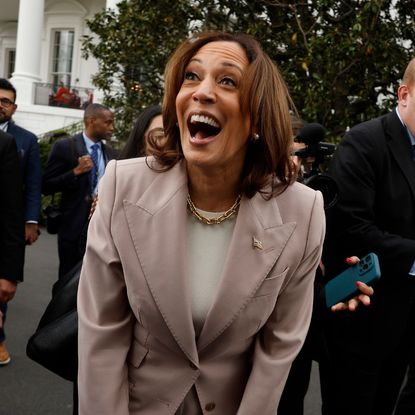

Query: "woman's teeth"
left=190, top=114, right=220, bottom=128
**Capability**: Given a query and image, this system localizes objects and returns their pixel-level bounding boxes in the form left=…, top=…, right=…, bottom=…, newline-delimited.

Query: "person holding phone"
left=321, top=57, right=415, bottom=415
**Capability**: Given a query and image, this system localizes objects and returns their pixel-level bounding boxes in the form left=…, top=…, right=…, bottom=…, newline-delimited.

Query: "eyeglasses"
left=0, top=97, right=15, bottom=108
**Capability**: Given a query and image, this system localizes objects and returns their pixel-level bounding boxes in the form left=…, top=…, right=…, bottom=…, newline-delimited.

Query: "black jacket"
left=42, top=133, right=117, bottom=242
left=323, top=109, right=415, bottom=354
left=0, top=130, right=25, bottom=281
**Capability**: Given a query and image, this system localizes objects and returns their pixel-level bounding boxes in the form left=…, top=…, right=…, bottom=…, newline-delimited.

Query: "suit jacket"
left=0, top=130, right=25, bottom=282
left=42, top=133, right=117, bottom=242
left=323, top=109, right=415, bottom=354
left=7, top=120, right=41, bottom=222
left=77, top=157, right=325, bottom=415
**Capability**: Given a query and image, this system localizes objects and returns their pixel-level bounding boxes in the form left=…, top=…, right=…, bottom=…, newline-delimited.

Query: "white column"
left=106, top=0, right=123, bottom=11
left=11, top=0, right=45, bottom=104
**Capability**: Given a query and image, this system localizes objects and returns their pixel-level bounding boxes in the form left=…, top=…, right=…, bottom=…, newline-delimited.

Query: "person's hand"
left=0, top=279, right=17, bottom=303
left=73, top=155, right=93, bottom=176
left=25, top=223, right=39, bottom=245
left=331, top=256, right=374, bottom=312
left=291, top=142, right=316, bottom=174
left=291, top=142, right=305, bottom=173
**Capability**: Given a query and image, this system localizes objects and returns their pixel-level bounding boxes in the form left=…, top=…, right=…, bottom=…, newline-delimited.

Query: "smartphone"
left=325, top=252, right=381, bottom=308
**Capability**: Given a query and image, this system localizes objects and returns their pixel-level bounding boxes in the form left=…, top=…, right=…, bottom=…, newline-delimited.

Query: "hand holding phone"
left=325, top=253, right=381, bottom=308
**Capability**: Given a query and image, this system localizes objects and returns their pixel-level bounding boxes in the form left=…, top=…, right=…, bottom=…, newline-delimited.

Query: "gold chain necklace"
left=187, top=194, right=242, bottom=225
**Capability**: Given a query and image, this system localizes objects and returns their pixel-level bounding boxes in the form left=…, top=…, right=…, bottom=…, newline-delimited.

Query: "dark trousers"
left=278, top=345, right=313, bottom=415
left=73, top=380, right=78, bottom=415
left=278, top=312, right=331, bottom=415
left=57, top=236, right=83, bottom=414
left=321, top=306, right=415, bottom=415
left=0, top=244, right=25, bottom=343
left=58, top=237, right=84, bottom=279
left=395, top=353, right=415, bottom=415
left=0, top=302, right=7, bottom=342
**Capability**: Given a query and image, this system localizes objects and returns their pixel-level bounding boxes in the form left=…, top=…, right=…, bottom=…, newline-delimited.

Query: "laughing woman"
left=77, top=32, right=325, bottom=415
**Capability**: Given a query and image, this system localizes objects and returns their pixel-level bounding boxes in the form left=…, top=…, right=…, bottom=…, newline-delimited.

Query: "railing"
left=37, top=120, right=84, bottom=143
left=34, top=82, right=94, bottom=110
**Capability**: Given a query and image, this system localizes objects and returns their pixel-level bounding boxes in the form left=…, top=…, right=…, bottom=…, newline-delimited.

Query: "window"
left=51, top=29, right=74, bottom=87
left=5, top=49, right=15, bottom=79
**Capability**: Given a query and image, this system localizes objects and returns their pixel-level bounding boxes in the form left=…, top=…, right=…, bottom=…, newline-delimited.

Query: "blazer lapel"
left=123, top=162, right=199, bottom=364
left=6, top=120, right=16, bottom=135
left=72, top=134, right=93, bottom=191
left=5, top=122, right=24, bottom=163
left=385, top=111, right=415, bottom=202
left=73, top=133, right=87, bottom=157
left=197, top=191, right=296, bottom=352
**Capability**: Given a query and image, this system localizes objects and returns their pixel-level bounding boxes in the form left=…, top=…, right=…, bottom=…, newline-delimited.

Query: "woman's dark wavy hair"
left=152, top=31, right=297, bottom=198
left=118, top=105, right=162, bottom=159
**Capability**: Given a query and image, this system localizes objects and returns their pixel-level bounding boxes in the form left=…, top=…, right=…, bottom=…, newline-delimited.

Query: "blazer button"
left=189, top=361, right=198, bottom=370
left=205, top=402, right=216, bottom=411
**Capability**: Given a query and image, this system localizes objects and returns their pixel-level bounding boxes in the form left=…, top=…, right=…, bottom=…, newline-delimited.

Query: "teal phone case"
left=325, top=252, right=381, bottom=308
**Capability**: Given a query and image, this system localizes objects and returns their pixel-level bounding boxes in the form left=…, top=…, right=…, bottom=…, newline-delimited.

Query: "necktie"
left=90, top=143, right=100, bottom=193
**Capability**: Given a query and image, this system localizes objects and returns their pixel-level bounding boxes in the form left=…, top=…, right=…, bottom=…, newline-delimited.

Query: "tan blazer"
left=78, top=157, right=325, bottom=415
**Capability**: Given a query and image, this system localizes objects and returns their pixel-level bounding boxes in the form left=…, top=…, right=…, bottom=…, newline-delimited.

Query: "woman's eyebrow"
left=221, top=62, right=243, bottom=75
left=188, top=58, right=243, bottom=75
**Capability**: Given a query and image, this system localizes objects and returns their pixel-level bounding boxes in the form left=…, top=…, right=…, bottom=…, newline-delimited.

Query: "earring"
left=252, top=133, right=260, bottom=141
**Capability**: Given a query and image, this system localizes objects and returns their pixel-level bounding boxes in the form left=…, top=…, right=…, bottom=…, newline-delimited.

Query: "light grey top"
left=187, top=208, right=237, bottom=336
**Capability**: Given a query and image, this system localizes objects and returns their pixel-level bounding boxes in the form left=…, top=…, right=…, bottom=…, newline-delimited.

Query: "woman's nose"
left=192, top=78, right=216, bottom=104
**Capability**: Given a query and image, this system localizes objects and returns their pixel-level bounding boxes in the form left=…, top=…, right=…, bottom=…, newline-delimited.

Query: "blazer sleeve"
left=23, top=133, right=42, bottom=222
left=0, top=135, right=25, bottom=281
left=42, top=139, right=80, bottom=195
left=77, top=160, right=134, bottom=415
left=237, top=191, right=325, bottom=414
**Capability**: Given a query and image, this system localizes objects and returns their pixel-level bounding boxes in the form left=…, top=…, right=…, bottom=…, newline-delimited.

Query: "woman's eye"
left=184, top=72, right=198, bottom=81
left=220, top=77, right=237, bottom=87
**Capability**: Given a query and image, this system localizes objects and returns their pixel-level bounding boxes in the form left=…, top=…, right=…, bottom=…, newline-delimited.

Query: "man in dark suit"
left=0, top=79, right=41, bottom=244
left=0, top=78, right=41, bottom=364
left=42, top=103, right=117, bottom=278
left=0, top=130, right=25, bottom=365
left=322, top=58, right=415, bottom=415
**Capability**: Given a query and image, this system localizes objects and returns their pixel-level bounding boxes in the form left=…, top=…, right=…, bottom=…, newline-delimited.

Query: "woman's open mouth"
left=187, top=113, right=222, bottom=142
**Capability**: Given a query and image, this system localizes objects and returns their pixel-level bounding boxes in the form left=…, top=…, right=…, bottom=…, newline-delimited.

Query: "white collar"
left=0, top=121, right=8, bottom=132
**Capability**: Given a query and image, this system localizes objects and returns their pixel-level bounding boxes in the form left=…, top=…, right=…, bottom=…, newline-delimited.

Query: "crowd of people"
left=0, top=30, right=414, bottom=415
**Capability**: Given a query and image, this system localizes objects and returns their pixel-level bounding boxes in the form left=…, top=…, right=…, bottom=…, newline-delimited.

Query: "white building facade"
left=0, top=0, right=121, bottom=135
